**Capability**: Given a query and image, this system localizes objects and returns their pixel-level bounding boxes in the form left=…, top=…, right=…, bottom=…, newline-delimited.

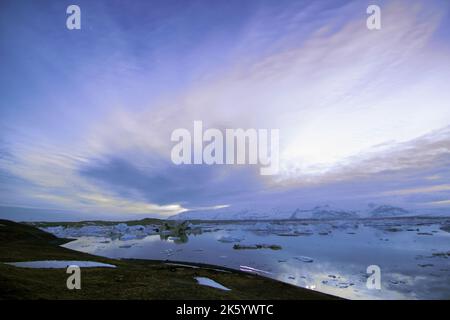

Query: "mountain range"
left=170, top=204, right=417, bottom=220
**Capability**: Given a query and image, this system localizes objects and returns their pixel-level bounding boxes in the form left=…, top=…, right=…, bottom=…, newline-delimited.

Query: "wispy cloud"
left=429, top=200, right=450, bottom=206
left=1, top=0, right=450, bottom=219
left=383, top=184, right=450, bottom=196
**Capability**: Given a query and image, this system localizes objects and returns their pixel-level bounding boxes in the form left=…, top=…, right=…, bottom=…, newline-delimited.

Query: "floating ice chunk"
left=194, top=277, right=231, bottom=291
left=78, top=225, right=108, bottom=236
left=163, top=249, right=175, bottom=256
left=45, top=226, right=65, bottom=234
left=128, top=225, right=144, bottom=231
left=42, top=222, right=159, bottom=239
left=114, top=223, right=128, bottom=232
left=217, top=236, right=243, bottom=243
left=294, top=256, right=314, bottom=263
left=120, top=234, right=137, bottom=241
left=5, top=260, right=116, bottom=268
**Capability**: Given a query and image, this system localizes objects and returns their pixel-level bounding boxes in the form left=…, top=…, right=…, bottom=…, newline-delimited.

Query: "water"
left=5, top=260, right=116, bottom=268
left=57, top=218, right=450, bottom=299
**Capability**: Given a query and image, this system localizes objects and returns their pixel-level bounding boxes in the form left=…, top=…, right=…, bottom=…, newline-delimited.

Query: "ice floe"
left=217, top=236, right=243, bottom=243
left=294, top=256, right=314, bottom=263
left=42, top=223, right=159, bottom=240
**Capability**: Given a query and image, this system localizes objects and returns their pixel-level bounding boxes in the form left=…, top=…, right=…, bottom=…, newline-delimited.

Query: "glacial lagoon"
left=43, top=218, right=450, bottom=299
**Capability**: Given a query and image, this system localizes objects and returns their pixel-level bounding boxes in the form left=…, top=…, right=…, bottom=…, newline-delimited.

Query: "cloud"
left=0, top=142, right=188, bottom=217
left=1, top=0, right=450, bottom=219
left=382, top=184, right=450, bottom=196
left=429, top=200, right=450, bottom=206
left=82, top=0, right=450, bottom=185
left=78, top=156, right=262, bottom=206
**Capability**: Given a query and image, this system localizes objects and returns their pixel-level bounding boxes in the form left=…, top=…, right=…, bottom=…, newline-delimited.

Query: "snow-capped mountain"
left=170, top=208, right=282, bottom=221
left=368, top=204, right=409, bottom=218
left=169, top=203, right=413, bottom=220
left=289, top=205, right=359, bottom=219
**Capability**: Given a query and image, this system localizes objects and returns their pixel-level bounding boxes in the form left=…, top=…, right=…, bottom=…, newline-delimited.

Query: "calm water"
left=60, top=218, right=450, bottom=299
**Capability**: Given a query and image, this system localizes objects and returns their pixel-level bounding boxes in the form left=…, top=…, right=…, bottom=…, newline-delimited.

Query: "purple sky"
left=1, top=0, right=450, bottom=220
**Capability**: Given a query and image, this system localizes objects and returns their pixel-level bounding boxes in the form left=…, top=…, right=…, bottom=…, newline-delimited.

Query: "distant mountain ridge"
left=170, top=204, right=413, bottom=220
left=368, top=204, right=409, bottom=217
left=289, top=205, right=359, bottom=220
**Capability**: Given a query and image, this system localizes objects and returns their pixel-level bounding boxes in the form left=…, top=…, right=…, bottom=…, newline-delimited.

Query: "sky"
left=1, top=0, right=450, bottom=221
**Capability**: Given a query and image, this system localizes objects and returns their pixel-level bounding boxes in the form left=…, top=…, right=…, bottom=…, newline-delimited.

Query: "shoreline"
left=0, top=219, right=339, bottom=300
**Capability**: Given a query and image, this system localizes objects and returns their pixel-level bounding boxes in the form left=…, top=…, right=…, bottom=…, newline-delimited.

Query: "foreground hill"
left=0, top=219, right=337, bottom=300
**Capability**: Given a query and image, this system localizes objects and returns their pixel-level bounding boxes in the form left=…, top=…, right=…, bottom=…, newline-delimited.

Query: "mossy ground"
left=0, top=219, right=339, bottom=300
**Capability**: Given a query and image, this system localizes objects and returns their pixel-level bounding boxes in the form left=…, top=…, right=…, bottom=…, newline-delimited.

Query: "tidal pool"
left=53, top=218, right=450, bottom=299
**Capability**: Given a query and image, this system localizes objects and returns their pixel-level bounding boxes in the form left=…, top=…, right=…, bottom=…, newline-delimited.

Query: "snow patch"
left=194, top=277, right=231, bottom=291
